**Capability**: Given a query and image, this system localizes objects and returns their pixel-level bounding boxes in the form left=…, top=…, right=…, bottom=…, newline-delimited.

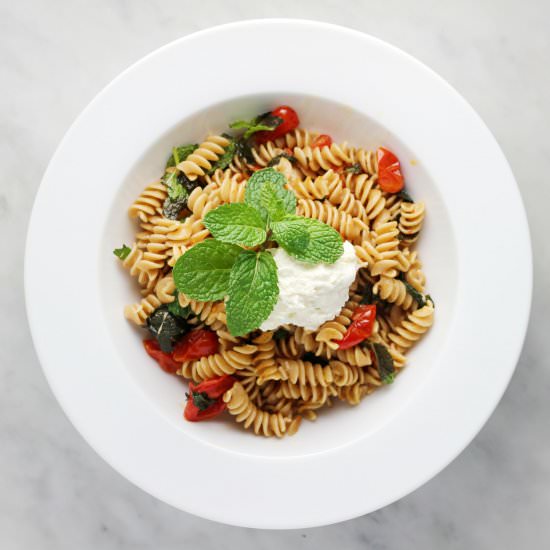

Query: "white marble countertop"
left=2, top=0, right=549, bottom=548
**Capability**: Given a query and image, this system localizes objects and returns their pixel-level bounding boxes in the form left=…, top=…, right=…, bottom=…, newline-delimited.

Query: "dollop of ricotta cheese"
left=260, top=241, right=359, bottom=331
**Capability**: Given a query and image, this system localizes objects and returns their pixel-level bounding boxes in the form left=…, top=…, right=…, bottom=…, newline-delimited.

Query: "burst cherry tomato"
left=184, top=398, right=226, bottom=422
left=143, top=339, right=181, bottom=374
left=172, top=328, right=219, bottom=362
left=189, top=376, right=236, bottom=399
left=311, top=134, right=333, bottom=148
left=183, top=375, right=236, bottom=422
left=336, top=304, right=377, bottom=350
left=377, top=147, right=404, bottom=193
left=254, top=105, right=300, bottom=144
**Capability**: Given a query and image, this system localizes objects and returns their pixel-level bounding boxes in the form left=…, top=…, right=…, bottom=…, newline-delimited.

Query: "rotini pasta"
left=398, top=201, right=425, bottom=244
left=128, top=181, right=167, bottom=223
left=117, top=105, right=434, bottom=438
left=296, top=199, right=366, bottom=242
left=223, top=382, right=290, bottom=437
left=178, top=135, right=231, bottom=180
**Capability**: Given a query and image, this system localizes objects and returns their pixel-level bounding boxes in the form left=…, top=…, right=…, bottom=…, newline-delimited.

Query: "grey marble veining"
left=1, top=0, right=549, bottom=548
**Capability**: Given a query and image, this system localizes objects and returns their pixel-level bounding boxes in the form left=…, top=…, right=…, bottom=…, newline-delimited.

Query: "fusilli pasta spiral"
left=223, top=382, right=290, bottom=437
left=178, top=135, right=231, bottom=180
left=128, top=181, right=167, bottom=223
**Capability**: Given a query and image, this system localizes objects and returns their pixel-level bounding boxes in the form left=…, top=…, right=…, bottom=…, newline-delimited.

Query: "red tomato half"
left=183, top=375, right=236, bottom=422
left=189, top=375, right=236, bottom=399
left=172, top=329, right=219, bottom=362
left=336, top=304, right=377, bottom=350
left=184, top=398, right=226, bottom=422
left=311, top=134, right=333, bottom=148
left=254, top=105, right=300, bottom=144
left=143, top=340, right=181, bottom=374
left=377, top=147, right=404, bottom=193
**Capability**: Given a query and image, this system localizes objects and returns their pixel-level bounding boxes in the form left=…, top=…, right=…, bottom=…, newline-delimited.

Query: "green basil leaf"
left=370, top=342, right=395, bottom=384
left=166, top=293, right=191, bottom=318
left=146, top=306, right=188, bottom=353
left=165, top=144, right=198, bottom=168
left=209, top=139, right=236, bottom=173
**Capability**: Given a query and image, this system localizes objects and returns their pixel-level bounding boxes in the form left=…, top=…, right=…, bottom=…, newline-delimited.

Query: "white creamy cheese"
left=260, top=241, right=359, bottom=331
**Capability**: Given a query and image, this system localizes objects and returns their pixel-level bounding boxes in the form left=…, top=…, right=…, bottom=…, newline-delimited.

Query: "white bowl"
left=25, top=20, right=532, bottom=528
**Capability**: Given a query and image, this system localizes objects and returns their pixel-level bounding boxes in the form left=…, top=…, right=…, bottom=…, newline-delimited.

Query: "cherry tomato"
left=254, top=105, right=300, bottom=144
left=183, top=375, right=235, bottom=422
left=311, top=134, right=333, bottom=148
left=377, top=147, right=404, bottom=193
left=184, top=398, right=226, bottom=422
left=336, top=304, right=377, bottom=350
left=189, top=375, right=236, bottom=399
left=172, top=328, right=219, bottom=362
left=143, top=339, right=181, bottom=374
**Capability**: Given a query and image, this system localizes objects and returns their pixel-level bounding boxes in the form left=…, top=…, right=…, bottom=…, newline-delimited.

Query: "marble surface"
left=1, top=0, right=549, bottom=547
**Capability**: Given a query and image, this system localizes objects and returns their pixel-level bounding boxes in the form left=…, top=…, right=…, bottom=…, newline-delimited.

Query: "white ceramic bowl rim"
left=25, top=19, right=532, bottom=528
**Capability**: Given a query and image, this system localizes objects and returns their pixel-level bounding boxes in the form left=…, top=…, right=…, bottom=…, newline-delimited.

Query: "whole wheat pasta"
left=116, top=108, right=434, bottom=437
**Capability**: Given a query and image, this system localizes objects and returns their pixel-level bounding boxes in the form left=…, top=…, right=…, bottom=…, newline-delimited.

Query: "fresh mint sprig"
left=173, top=168, right=344, bottom=336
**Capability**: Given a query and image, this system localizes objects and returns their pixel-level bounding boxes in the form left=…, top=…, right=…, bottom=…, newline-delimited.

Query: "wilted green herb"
left=146, top=305, right=188, bottom=352
left=113, top=244, right=131, bottom=260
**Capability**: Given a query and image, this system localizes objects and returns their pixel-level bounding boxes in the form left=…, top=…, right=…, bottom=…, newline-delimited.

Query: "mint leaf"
left=370, top=342, right=395, bottom=384
left=271, top=217, right=310, bottom=255
left=274, top=216, right=343, bottom=264
left=166, top=144, right=198, bottom=168
left=173, top=240, right=243, bottom=301
left=209, top=139, right=236, bottom=173
left=226, top=250, right=278, bottom=336
left=245, top=168, right=294, bottom=222
left=203, top=203, right=267, bottom=247
left=113, top=244, right=131, bottom=260
left=260, top=180, right=296, bottom=222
